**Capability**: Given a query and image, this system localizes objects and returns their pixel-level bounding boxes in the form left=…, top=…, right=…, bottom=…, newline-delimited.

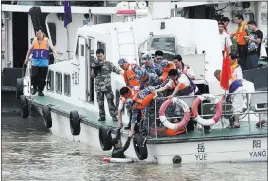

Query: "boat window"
left=150, top=37, right=176, bottom=54
left=47, top=70, right=54, bottom=92
left=64, top=74, right=71, bottom=96
left=56, top=72, right=62, bottom=94
left=75, top=38, right=79, bottom=58
left=80, top=44, right=85, bottom=57
left=97, top=41, right=106, bottom=53
left=47, top=23, right=56, bottom=46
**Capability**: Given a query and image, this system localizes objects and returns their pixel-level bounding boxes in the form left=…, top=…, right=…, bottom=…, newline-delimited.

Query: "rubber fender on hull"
left=16, top=78, right=23, bottom=99
left=20, top=95, right=29, bottom=118
left=133, top=134, right=148, bottom=160
left=42, top=105, right=52, bottom=128
left=69, top=110, right=80, bottom=135
left=99, top=127, right=112, bottom=151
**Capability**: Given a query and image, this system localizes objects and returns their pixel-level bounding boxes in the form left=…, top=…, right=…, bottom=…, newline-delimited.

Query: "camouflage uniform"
left=93, top=61, right=121, bottom=120
left=139, top=69, right=162, bottom=90
left=142, top=63, right=163, bottom=77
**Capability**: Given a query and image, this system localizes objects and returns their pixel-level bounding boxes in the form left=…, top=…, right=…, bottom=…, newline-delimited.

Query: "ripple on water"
left=1, top=115, right=267, bottom=181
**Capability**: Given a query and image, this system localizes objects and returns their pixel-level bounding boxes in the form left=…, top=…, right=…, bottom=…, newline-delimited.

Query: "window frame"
left=64, top=73, right=71, bottom=96
left=46, top=70, right=54, bottom=92
left=55, top=72, right=62, bottom=94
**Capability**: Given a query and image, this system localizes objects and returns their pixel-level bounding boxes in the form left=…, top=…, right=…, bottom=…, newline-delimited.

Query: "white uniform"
left=166, top=74, right=194, bottom=96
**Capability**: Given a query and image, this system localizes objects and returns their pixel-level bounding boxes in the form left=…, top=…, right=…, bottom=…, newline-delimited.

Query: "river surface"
left=1, top=113, right=267, bottom=181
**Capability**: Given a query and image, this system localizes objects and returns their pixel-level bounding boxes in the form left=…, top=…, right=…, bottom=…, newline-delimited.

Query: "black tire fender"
left=133, top=134, right=148, bottom=160
left=69, top=110, right=80, bottom=135
left=42, top=105, right=52, bottom=128
left=99, top=127, right=112, bottom=151
left=20, top=95, right=29, bottom=118
left=16, top=78, right=24, bottom=99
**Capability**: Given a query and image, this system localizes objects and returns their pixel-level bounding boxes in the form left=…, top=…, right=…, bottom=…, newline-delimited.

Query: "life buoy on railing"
left=192, top=94, right=223, bottom=126
left=159, top=97, right=191, bottom=130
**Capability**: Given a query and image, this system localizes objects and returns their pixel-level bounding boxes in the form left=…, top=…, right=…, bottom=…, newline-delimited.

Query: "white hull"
left=37, top=108, right=267, bottom=165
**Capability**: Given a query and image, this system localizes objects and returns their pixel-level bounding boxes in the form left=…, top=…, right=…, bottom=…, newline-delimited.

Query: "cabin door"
left=78, top=36, right=88, bottom=101
left=86, top=37, right=95, bottom=103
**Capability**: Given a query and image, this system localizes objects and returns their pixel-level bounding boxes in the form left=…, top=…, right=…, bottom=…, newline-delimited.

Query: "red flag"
left=220, top=43, right=231, bottom=90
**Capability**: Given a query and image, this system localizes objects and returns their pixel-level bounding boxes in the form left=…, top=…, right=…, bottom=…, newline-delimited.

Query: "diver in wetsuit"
left=111, top=129, right=134, bottom=158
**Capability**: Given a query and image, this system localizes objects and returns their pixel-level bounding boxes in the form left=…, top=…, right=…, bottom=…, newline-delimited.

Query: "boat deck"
left=29, top=95, right=268, bottom=144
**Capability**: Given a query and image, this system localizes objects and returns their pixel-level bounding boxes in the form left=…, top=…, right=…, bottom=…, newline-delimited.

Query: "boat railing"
left=146, top=91, right=268, bottom=139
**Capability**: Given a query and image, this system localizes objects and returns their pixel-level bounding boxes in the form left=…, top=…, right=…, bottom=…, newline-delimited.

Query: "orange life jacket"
left=123, top=64, right=140, bottom=86
left=120, top=87, right=136, bottom=103
left=132, top=91, right=156, bottom=109
left=231, top=59, right=239, bottom=72
left=234, top=21, right=247, bottom=45
left=161, top=63, right=176, bottom=83
left=32, top=37, right=49, bottom=59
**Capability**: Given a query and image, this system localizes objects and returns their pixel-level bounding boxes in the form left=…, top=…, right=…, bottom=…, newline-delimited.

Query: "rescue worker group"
left=91, top=48, right=244, bottom=139
left=24, top=14, right=264, bottom=153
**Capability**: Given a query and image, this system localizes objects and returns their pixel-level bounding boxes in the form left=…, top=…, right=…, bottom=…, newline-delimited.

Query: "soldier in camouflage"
left=91, top=49, right=124, bottom=122
left=141, top=53, right=162, bottom=77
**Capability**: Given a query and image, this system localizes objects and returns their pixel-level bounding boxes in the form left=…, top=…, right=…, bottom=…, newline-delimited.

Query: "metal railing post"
left=201, top=101, right=205, bottom=135
left=155, top=98, right=157, bottom=139
left=247, top=92, right=251, bottom=133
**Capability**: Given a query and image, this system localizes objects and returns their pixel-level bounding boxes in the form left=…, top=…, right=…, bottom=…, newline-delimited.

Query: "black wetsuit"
left=111, top=129, right=132, bottom=158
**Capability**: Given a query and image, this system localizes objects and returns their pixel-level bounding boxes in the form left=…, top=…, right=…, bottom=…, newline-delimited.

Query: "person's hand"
left=120, top=70, right=124, bottom=75
left=24, top=58, right=29, bottom=65
left=167, top=95, right=174, bottom=100
left=243, top=36, right=250, bottom=40
left=128, top=130, right=134, bottom=137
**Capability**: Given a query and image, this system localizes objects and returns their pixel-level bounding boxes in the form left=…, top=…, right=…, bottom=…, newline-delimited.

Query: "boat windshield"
left=149, top=36, right=176, bottom=54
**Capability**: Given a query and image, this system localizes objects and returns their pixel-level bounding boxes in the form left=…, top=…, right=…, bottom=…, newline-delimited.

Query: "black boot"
left=38, top=91, right=44, bottom=96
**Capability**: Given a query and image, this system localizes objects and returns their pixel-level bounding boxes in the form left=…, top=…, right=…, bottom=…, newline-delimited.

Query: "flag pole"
left=224, top=38, right=227, bottom=123
left=66, top=26, right=70, bottom=61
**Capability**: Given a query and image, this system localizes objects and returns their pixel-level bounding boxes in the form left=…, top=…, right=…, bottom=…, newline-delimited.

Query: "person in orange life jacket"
left=214, top=70, right=246, bottom=128
left=221, top=17, right=230, bottom=34
left=244, top=20, right=263, bottom=70
left=154, top=50, right=164, bottom=65
left=159, top=60, right=176, bottom=83
left=155, top=69, right=196, bottom=98
left=230, top=14, right=250, bottom=70
left=125, top=86, right=157, bottom=135
left=110, top=128, right=134, bottom=158
left=173, top=55, right=200, bottom=95
left=24, top=28, right=57, bottom=96
left=230, top=54, right=243, bottom=83
left=141, top=53, right=162, bottom=77
left=155, top=69, right=198, bottom=132
left=118, top=58, right=143, bottom=87
left=117, top=86, right=141, bottom=131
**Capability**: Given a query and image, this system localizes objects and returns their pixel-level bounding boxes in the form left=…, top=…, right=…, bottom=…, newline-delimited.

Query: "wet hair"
left=214, top=70, right=221, bottom=78
left=111, top=138, right=118, bottom=146
left=120, top=86, right=130, bottom=96
left=155, top=50, right=163, bottom=57
left=218, top=22, right=225, bottom=26
left=168, top=69, right=179, bottom=76
left=96, top=49, right=104, bottom=55
left=173, top=54, right=182, bottom=61
left=221, top=17, right=230, bottom=22
left=247, top=20, right=257, bottom=26
left=230, top=53, right=239, bottom=60
left=235, top=14, right=244, bottom=21
left=36, top=27, right=43, bottom=33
